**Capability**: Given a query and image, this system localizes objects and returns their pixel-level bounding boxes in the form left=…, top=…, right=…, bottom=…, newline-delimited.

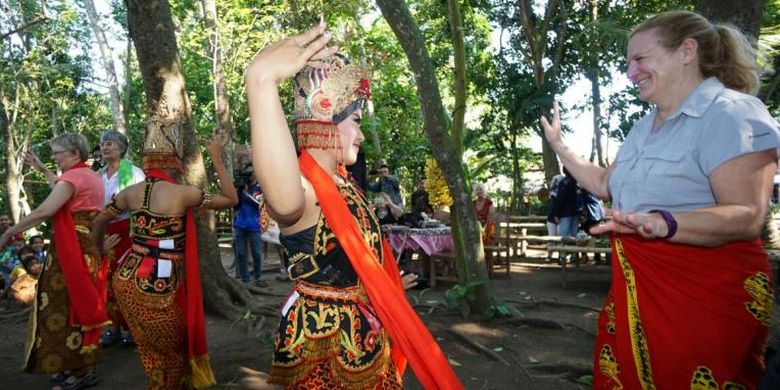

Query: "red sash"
left=144, top=169, right=215, bottom=388
left=51, top=161, right=110, bottom=352
left=594, top=234, right=771, bottom=389
left=299, top=150, right=463, bottom=390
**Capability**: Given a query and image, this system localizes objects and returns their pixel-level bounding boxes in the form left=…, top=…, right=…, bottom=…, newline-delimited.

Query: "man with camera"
left=233, top=164, right=267, bottom=287
left=368, top=164, right=403, bottom=207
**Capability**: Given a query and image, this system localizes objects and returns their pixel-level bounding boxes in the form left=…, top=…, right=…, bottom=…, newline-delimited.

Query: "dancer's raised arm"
left=244, top=23, right=338, bottom=227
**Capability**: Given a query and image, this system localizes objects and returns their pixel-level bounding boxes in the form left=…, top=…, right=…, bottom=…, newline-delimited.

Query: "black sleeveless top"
left=279, top=181, right=384, bottom=287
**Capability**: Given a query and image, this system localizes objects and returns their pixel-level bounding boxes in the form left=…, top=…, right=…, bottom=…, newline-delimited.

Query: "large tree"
left=376, top=0, right=491, bottom=314
left=697, top=0, right=765, bottom=40
left=124, top=0, right=273, bottom=319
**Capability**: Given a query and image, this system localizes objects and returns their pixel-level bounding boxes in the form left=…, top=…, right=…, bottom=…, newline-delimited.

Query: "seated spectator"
left=473, top=183, right=495, bottom=244
left=9, top=246, right=43, bottom=305
left=373, top=192, right=404, bottom=225
left=410, top=180, right=433, bottom=215
left=29, top=235, right=46, bottom=261
left=0, top=236, right=25, bottom=284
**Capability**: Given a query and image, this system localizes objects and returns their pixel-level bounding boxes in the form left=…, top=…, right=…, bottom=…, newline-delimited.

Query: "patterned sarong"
left=594, top=235, right=772, bottom=389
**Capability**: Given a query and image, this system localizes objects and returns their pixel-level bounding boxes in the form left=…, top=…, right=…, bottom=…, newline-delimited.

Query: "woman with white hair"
left=97, top=129, right=145, bottom=348
left=473, top=182, right=495, bottom=244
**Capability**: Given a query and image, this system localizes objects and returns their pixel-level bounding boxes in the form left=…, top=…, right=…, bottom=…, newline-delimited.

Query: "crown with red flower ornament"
left=293, top=53, right=371, bottom=125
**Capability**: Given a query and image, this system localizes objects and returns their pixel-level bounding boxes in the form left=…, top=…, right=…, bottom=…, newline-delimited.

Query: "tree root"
left=504, top=298, right=601, bottom=313
left=503, top=346, right=535, bottom=383
left=447, top=328, right=511, bottom=367
left=523, top=363, right=592, bottom=377
left=502, top=317, right=566, bottom=330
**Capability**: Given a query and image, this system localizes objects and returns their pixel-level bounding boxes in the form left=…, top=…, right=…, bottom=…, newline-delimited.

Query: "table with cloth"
left=383, top=226, right=453, bottom=281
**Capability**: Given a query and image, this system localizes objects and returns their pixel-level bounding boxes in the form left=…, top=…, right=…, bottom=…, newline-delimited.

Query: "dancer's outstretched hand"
left=24, top=150, right=47, bottom=172
left=205, top=131, right=228, bottom=161
left=245, top=21, right=338, bottom=87
left=589, top=209, right=669, bottom=240
left=401, top=270, right=419, bottom=290
left=539, top=101, right=563, bottom=146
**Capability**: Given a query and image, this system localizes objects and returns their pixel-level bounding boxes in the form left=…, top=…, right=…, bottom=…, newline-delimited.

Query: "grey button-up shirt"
left=608, top=78, right=780, bottom=213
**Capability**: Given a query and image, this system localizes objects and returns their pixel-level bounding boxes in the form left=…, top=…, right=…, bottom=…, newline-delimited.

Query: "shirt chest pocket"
left=640, top=143, right=691, bottom=193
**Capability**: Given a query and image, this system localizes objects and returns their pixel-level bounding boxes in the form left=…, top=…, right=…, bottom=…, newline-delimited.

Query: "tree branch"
left=0, top=15, right=48, bottom=40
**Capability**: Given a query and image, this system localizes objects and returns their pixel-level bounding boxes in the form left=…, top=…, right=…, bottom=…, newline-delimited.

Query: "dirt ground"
left=0, top=245, right=615, bottom=389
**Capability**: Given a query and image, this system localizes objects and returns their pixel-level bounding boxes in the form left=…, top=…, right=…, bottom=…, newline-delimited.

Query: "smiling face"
left=626, top=28, right=686, bottom=105
left=100, top=139, right=123, bottom=163
left=31, top=237, right=44, bottom=253
left=335, top=110, right=365, bottom=166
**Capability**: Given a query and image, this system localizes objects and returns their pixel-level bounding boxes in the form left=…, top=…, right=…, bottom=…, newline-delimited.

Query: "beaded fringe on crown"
left=296, top=121, right=342, bottom=153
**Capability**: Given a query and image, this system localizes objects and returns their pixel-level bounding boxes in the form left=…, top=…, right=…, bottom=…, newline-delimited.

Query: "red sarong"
left=104, top=218, right=131, bottom=328
left=52, top=161, right=110, bottom=352
left=144, top=169, right=215, bottom=388
left=594, top=234, right=772, bottom=389
left=299, top=150, right=463, bottom=390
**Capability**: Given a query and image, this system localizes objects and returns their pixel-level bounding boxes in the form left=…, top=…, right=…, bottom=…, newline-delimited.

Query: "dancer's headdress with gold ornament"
left=141, top=109, right=185, bottom=172
left=293, top=53, right=371, bottom=151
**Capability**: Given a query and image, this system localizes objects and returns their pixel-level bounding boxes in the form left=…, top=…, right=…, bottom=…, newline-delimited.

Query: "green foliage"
left=444, top=280, right=485, bottom=318
left=1, top=0, right=112, bottom=210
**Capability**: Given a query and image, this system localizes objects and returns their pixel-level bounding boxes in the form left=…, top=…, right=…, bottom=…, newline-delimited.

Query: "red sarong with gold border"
left=594, top=234, right=772, bottom=389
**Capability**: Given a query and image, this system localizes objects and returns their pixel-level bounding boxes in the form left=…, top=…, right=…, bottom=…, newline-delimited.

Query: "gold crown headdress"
left=141, top=108, right=185, bottom=171
left=293, top=54, right=371, bottom=151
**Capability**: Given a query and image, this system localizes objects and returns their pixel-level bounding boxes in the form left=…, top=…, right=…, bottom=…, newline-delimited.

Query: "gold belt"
left=295, top=280, right=368, bottom=303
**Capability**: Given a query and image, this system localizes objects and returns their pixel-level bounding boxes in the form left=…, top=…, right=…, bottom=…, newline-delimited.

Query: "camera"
left=234, top=164, right=254, bottom=190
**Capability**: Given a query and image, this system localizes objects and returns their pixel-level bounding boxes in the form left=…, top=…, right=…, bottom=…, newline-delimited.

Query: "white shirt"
left=102, top=162, right=145, bottom=220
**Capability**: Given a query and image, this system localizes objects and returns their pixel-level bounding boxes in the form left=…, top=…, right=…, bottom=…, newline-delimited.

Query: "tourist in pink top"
left=1, top=133, right=110, bottom=390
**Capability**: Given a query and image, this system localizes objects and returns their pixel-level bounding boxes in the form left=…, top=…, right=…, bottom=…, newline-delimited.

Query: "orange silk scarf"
left=299, top=149, right=463, bottom=390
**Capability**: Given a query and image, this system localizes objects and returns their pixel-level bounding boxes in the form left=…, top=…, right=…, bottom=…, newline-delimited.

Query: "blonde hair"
left=51, top=133, right=89, bottom=161
left=631, top=10, right=760, bottom=95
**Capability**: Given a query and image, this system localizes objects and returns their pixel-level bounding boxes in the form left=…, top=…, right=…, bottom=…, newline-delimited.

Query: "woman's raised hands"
left=244, top=22, right=339, bottom=87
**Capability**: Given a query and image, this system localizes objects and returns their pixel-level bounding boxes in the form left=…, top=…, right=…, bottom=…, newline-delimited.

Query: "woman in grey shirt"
left=541, top=10, right=780, bottom=389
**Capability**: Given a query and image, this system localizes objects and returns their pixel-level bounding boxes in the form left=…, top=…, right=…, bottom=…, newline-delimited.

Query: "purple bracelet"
left=649, top=209, right=677, bottom=240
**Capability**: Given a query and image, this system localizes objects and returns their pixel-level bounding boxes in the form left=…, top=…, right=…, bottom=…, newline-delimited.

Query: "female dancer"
left=244, top=23, right=462, bottom=389
left=92, top=133, right=237, bottom=389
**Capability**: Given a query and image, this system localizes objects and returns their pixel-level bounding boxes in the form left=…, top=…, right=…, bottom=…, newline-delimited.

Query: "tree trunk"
left=696, top=0, right=765, bottom=41
left=84, top=0, right=126, bottom=135
left=376, top=0, right=491, bottom=314
left=588, top=71, right=605, bottom=167
left=0, top=91, right=24, bottom=223
left=125, top=0, right=265, bottom=319
left=200, top=0, right=234, bottom=176
left=515, top=0, right=568, bottom=182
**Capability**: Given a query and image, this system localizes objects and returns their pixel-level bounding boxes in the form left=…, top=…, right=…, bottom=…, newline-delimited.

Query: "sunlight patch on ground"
left=451, top=322, right=510, bottom=339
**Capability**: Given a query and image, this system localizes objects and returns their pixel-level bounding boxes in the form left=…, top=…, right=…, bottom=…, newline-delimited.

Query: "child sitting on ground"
left=9, top=246, right=42, bottom=305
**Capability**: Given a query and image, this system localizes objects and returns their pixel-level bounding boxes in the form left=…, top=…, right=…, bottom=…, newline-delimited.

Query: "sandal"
left=52, top=370, right=98, bottom=390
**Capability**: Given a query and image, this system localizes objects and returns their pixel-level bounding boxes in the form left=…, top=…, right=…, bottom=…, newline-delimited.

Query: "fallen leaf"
left=577, top=293, right=587, bottom=298
left=448, top=358, right=462, bottom=367
left=578, top=375, right=593, bottom=385
left=493, top=347, right=504, bottom=352
left=528, top=356, right=539, bottom=364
